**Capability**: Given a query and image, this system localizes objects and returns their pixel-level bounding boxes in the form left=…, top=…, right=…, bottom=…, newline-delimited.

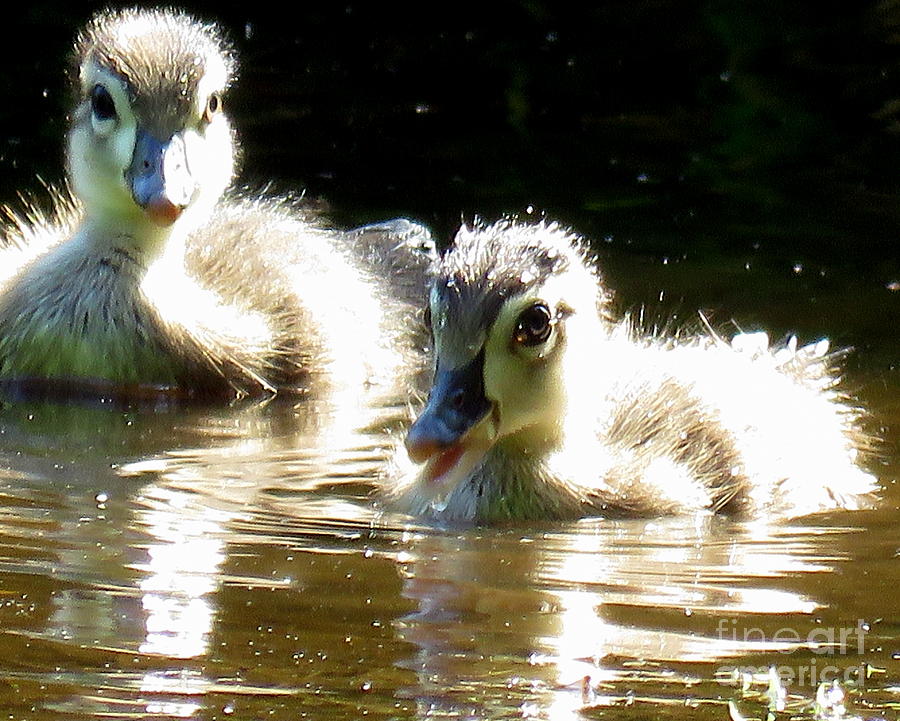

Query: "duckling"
left=0, top=8, right=432, bottom=401
left=387, top=219, right=877, bottom=523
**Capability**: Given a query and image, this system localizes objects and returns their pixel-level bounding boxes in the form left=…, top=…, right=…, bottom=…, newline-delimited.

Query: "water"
left=1, top=4, right=899, bottom=719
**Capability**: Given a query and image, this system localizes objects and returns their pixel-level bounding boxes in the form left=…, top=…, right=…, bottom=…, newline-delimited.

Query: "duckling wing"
left=343, top=218, right=437, bottom=307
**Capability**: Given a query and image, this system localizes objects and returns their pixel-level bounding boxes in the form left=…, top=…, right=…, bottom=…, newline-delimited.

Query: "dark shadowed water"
left=0, top=3, right=898, bottom=720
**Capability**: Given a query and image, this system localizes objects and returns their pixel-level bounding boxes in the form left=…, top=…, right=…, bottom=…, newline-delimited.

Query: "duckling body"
left=0, top=9, right=431, bottom=400
left=388, top=220, right=876, bottom=523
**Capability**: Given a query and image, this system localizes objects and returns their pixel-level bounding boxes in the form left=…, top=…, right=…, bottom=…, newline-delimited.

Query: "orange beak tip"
left=144, top=197, right=183, bottom=226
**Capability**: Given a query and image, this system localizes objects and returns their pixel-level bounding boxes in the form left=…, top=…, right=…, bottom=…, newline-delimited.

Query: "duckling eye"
left=203, top=92, right=223, bottom=123
left=513, top=303, right=553, bottom=347
left=90, top=84, right=117, bottom=123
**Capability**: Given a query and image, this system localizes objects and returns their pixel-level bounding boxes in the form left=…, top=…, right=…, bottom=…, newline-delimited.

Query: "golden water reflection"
left=0, top=380, right=895, bottom=718
left=390, top=514, right=882, bottom=717
left=137, top=486, right=228, bottom=660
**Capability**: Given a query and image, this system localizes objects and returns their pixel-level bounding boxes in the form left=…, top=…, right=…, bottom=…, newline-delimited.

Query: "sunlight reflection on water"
left=386, top=508, right=883, bottom=717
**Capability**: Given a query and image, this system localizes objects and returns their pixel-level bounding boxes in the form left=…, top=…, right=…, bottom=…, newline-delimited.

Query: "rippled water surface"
left=2, top=3, right=900, bottom=719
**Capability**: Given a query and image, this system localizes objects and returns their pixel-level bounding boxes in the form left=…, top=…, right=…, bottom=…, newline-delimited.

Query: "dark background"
left=3, top=2, right=900, bottom=271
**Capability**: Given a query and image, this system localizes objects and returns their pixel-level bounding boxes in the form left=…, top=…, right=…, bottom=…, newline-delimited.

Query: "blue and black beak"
left=406, top=348, right=493, bottom=464
left=127, top=128, right=196, bottom=226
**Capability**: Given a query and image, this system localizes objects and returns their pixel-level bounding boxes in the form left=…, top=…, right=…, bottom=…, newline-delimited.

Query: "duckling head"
left=405, top=219, right=612, bottom=501
left=67, top=9, right=235, bottom=250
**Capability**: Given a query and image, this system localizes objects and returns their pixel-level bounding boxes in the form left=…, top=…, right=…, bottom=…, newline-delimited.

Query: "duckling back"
left=182, top=197, right=434, bottom=397
left=587, top=327, right=875, bottom=518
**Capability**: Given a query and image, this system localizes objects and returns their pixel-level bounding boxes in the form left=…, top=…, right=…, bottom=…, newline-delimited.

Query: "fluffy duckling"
left=387, top=219, right=877, bottom=523
left=0, top=8, right=431, bottom=400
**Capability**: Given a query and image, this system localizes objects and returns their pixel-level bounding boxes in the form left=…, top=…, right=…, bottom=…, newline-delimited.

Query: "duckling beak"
left=406, top=349, right=498, bottom=486
left=127, top=129, right=196, bottom=226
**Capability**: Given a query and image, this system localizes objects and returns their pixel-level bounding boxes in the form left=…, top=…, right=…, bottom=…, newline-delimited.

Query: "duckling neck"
left=78, top=214, right=187, bottom=268
left=495, top=420, right=564, bottom=458
left=463, top=435, right=572, bottom=522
